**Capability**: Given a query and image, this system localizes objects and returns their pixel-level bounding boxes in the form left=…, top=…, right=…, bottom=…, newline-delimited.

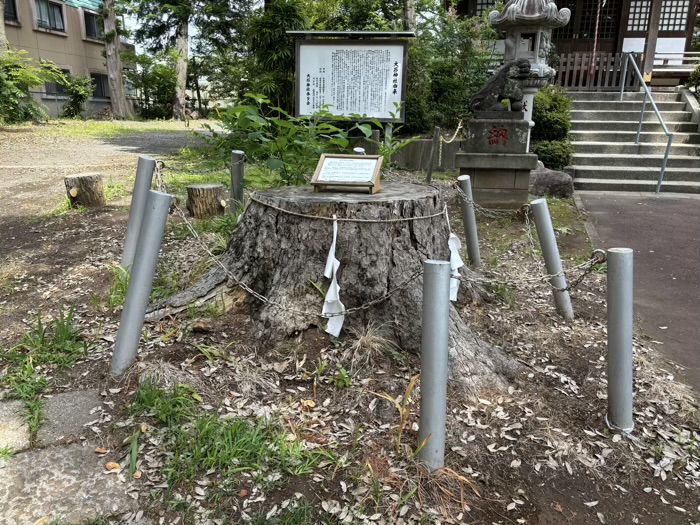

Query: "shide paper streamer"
left=448, top=233, right=465, bottom=302
left=322, top=215, right=345, bottom=337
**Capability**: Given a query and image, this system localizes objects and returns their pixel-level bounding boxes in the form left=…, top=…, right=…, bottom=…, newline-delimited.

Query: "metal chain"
left=154, top=162, right=428, bottom=319
left=454, top=182, right=515, bottom=219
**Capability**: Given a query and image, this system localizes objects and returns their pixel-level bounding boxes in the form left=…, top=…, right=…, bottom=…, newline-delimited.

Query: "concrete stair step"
left=570, top=110, right=693, bottom=122
left=572, top=141, right=700, bottom=155
left=573, top=178, right=700, bottom=193
left=567, top=165, right=700, bottom=182
left=570, top=120, right=696, bottom=132
left=571, top=130, right=700, bottom=143
left=567, top=91, right=681, bottom=102
left=571, top=153, right=700, bottom=168
left=571, top=100, right=687, bottom=111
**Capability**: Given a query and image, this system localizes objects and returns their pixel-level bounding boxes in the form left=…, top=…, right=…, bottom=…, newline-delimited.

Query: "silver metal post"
left=606, top=248, right=634, bottom=433
left=418, top=259, right=451, bottom=471
left=656, top=134, right=673, bottom=193
left=230, top=150, right=245, bottom=212
left=384, top=123, right=393, bottom=144
left=636, top=92, right=647, bottom=144
left=456, top=175, right=481, bottom=267
left=619, top=54, right=628, bottom=101
left=111, top=190, right=173, bottom=376
left=530, top=199, right=574, bottom=320
left=121, top=156, right=156, bottom=269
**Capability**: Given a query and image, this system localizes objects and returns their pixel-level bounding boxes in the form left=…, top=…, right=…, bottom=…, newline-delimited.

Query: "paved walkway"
left=579, top=191, right=700, bottom=391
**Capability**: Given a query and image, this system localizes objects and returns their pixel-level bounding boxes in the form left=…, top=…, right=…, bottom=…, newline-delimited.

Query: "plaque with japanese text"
left=296, top=40, right=407, bottom=122
left=311, top=154, right=383, bottom=194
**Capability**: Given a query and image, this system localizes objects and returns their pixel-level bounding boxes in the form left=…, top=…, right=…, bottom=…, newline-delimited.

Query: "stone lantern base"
left=455, top=112, right=538, bottom=210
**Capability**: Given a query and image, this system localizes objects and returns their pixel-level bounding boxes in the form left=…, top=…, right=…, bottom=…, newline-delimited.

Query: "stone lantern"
left=488, top=0, right=571, bottom=147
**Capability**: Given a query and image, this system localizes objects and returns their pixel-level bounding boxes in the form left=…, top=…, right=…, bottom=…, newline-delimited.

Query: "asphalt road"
left=580, top=192, right=700, bottom=391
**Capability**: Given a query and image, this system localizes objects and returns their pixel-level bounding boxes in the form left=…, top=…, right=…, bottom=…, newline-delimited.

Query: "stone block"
left=474, top=110, right=525, bottom=120
left=0, top=443, right=138, bottom=524
left=514, top=170, right=532, bottom=190
left=471, top=170, right=515, bottom=189
left=472, top=188, right=529, bottom=210
left=465, top=118, right=530, bottom=155
left=38, top=390, right=102, bottom=446
left=0, top=401, right=30, bottom=452
left=455, top=153, right=538, bottom=170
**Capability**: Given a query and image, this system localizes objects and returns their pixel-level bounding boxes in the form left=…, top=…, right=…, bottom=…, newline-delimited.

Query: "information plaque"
left=296, top=40, right=407, bottom=121
left=311, top=154, right=383, bottom=194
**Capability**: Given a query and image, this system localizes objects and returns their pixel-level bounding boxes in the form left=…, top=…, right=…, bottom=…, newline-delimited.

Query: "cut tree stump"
left=186, top=184, right=227, bottom=218
left=64, top=174, right=106, bottom=208
left=150, top=182, right=520, bottom=394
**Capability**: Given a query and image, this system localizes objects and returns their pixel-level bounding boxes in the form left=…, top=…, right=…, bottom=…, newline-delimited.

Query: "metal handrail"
left=620, top=53, right=674, bottom=193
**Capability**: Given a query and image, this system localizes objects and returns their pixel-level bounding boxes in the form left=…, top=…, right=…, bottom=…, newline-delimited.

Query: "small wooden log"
left=64, top=174, right=106, bottom=208
left=186, top=184, right=228, bottom=218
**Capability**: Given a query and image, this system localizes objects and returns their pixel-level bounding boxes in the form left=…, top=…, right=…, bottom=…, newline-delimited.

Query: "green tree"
left=122, top=50, right=178, bottom=119
left=248, top=0, right=308, bottom=112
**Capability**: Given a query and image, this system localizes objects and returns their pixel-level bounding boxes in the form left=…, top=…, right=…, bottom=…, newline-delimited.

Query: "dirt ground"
left=0, top=123, right=698, bottom=525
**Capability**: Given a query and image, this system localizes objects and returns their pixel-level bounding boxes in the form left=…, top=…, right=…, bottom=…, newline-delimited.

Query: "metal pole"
left=656, top=133, right=673, bottom=193
left=418, top=259, right=451, bottom=471
left=530, top=199, right=574, bottom=320
left=230, top=150, right=245, bottom=213
left=456, top=175, right=481, bottom=267
left=636, top=92, right=647, bottom=144
left=111, top=190, right=173, bottom=376
left=606, top=247, right=634, bottom=433
left=384, top=123, right=393, bottom=144
left=425, top=126, right=440, bottom=184
left=121, top=156, right=157, bottom=269
left=619, top=54, right=628, bottom=101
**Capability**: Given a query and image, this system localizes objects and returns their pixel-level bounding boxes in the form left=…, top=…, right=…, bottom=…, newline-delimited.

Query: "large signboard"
left=295, top=40, right=408, bottom=122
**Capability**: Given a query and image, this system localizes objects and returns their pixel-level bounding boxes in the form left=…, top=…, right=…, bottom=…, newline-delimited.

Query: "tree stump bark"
left=153, top=182, right=519, bottom=394
left=64, top=174, right=106, bottom=208
left=186, top=184, right=227, bottom=218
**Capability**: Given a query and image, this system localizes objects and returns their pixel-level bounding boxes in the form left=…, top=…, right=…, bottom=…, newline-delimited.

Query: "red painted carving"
left=488, top=127, right=509, bottom=146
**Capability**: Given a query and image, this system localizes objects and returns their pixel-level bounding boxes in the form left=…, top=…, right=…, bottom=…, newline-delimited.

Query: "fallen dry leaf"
left=551, top=502, right=564, bottom=513
left=133, top=470, right=142, bottom=479
left=105, top=461, right=121, bottom=471
left=239, top=489, right=249, bottom=497
left=94, top=447, right=109, bottom=454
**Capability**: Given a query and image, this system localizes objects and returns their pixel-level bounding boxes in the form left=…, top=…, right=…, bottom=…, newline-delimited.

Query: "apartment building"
left=4, top=0, right=133, bottom=116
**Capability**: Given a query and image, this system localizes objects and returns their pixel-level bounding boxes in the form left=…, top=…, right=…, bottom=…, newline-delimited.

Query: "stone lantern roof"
left=488, top=0, right=571, bottom=30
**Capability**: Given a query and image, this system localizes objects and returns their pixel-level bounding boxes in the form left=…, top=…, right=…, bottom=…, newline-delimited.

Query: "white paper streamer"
left=448, top=233, right=465, bottom=302
left=322, top=216, right=345, bottom=336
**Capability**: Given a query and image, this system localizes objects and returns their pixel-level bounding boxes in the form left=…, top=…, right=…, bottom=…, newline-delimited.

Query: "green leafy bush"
left=686, top=64, right=700, bottom=92
left=532, top=85, right=571, bottom=142
left=122, top=50, right=178, bottom=119
left=61, top=75, right=94, bottom=118
left=204, top=94, right=378, bottom=185
left=532, top=139, right=573, bottom=170
left=0, top=50, right=65, bottom=124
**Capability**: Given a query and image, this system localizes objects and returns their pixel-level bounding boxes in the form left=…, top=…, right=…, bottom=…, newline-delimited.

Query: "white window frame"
left=4, top=0, right=22, bottom=27
left=80, top=8, right=105, bottom=43
left=30, top=0, right=67, bottom=35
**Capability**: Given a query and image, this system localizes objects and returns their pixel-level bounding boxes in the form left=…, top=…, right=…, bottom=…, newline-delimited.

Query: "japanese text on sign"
left=316, top=158, right=379, bottom=183
left=297, top=42, right=406, bottom=120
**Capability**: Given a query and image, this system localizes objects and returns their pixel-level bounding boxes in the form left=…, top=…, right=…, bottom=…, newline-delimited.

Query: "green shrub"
left=0, top=50, right=65, bottom=124
left=61, top=75, right=94, bottom=118
left=532, top=139, right=573, bottom=170
left=532, top=85, right=571, bottom=142
left=686, top=64, right=700, bottom=92
left=204, top=93, right=385, bottom=185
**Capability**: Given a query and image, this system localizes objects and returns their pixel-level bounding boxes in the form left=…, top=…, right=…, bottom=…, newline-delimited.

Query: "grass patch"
left=47, top=197, right=87, bottom=217
left=130, top=383, right=330, bottom=488
left=37, top=119, right=196, bottom=140
left=104, top=177, right=132, bottom=202
left=0, top=446, right=15, bottom=460
left=107, top=265, right=130, bottom=308
left=0, top=306, right=88, bottom=442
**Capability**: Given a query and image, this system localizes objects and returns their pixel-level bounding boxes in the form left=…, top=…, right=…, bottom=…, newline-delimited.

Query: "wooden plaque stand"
left=310, top=154, right=383, bottom=194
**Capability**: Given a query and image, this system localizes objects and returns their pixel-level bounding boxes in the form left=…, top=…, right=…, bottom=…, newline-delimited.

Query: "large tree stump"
left=153, top=182, right=519, bottom=394
left=186, top=184, right=227, bottom=218
left=64, top=174, right=106, bottom=208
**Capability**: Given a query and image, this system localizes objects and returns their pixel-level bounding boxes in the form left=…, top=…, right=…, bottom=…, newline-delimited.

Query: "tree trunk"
left=403, top=0, right=416, bottom=32
left=103, top=0, right=132, bottom=119
left=0, top=0, right=7, bottom=57
left=151, top=182, right=520, bottom=395
left=186, top=184, right=227, bottom=218
left=172, top=18, right=189, bottom=121
left=64, top=174, right=106, bottom=208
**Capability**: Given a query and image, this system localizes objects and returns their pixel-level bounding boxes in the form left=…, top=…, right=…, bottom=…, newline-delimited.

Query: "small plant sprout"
left=371, top=374, right=420, bottom=455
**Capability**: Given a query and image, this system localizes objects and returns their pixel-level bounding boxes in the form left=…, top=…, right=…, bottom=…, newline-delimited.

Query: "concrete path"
left=578, top=191, right=700, bottom=390
left=0, top=390, right=138, bottom=524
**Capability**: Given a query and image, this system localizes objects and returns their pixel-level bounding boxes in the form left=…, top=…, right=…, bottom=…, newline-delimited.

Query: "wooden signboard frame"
left=311, top=154, right=383, bottom=194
